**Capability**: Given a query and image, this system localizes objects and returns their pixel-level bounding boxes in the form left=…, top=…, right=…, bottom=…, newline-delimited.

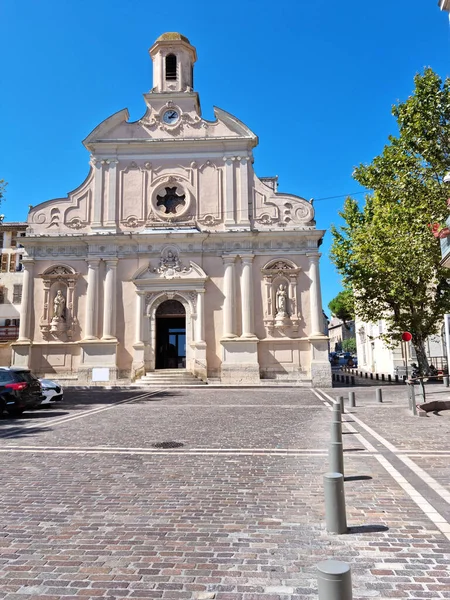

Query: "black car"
left=0, top=367, right=43, bottom=416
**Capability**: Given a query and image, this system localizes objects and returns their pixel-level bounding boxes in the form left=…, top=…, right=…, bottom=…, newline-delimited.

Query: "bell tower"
left=149, top=33, right=197, bottom=93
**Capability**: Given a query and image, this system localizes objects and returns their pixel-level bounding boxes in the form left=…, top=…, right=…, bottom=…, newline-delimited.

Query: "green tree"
left=330, top=69, right=450, bottom=375
left=341, top=338, right=356, bottom=354
left=0, top=179, right=6, bottom=203
left=328, top=289, right=354, bottom=325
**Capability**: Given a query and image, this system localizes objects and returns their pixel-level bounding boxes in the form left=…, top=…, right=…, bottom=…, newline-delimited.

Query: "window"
left=165, top=54, right=177, bottom=80
left=1, top=254, right=8, bottom=273
left=0, top=288, right=5, bottom=304
left=9, top=253, right=15, bottom=273
left=13, top=284, right=22, bottom=304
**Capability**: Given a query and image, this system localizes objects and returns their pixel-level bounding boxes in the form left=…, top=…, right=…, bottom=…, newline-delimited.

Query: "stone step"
left=133, top=369, right=207, bottom=387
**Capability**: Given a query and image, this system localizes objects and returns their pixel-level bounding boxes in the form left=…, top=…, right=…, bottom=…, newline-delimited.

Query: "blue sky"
left=1, top=0, right=450, bottom=312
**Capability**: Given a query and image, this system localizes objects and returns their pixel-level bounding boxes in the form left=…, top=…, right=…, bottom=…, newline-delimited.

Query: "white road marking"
left=0, top=391, right=164, bottom=439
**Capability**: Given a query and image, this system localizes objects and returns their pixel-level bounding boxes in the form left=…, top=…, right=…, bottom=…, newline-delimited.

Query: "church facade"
left=12, top=33, right=331, bottom=387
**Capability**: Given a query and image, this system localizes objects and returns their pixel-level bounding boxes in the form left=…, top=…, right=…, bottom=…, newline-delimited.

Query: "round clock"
left=162, top=109, right=179, bottom=125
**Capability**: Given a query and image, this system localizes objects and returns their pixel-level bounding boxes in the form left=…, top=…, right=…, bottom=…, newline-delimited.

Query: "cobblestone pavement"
left=0, top=386, right=449, bottom=599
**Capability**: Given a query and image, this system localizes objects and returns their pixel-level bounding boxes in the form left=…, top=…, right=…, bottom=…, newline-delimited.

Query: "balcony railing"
left=0, top=326, right=19, bottom=341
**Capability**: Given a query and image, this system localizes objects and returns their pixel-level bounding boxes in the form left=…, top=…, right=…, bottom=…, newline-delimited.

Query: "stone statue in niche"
left=275, top=284, right=288, bottom=317
left=50, top=289, right=67, bottom=333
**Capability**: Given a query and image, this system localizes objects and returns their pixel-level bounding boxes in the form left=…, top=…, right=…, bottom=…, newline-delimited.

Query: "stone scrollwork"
left=39, top=265, right=79, bottom=340
left=197, top=214, right=222, bottom=228
left=152, top=247, right=192, bottom=280
left=261, top=259, right=301, bottom=336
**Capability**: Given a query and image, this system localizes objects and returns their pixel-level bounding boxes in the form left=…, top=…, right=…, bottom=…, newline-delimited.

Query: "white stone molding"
left=240, top=254, right=257, bottom=339
left=307, top=253, right=326, bottom=338
left=38, top=264, right=79, bottom=341
left=92, top=158, right=103, bottom=228
left=84, top=259, right=100, bottom=340
left=237, top=157, right=250, bottom=226
left=196, top=290, right=205, bottom=343
left=222, top=255, right=238, bottom=338
left=17, top=259, right=34, bottom=342
left=106, top=159, right=119, bottom=227
left=261, top=259, right=301, bottom=335
left=223, top=157, right=236, bottom=226
left=102, top=258, right=118, bottom=340
left=135, top=292, right=146, bottom=345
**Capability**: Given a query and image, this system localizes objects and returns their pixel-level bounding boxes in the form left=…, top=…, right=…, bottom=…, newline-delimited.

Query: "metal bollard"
left=338, top=395, right=345, bottom=414
left=370, top=373, right=373, bottom=380
left=365, top=372, right=368, bottom=379
left=376, top=373, right=379, bottom=380
left=388, top=374, right=392, bottom=383
left=395, top=374, right=399, bottom=383
left=324, top=473, right=348, bottom=534
left=348, top=391, right=356, bottom=407
left=381, top=374, right=385, bottom=381
left=376, top=388, right=383, bottom=403
left=410, top=384, right=417, bottom=416
left=351, top=375, right=355, bottom=386
left=345, top=375, right=350, bottom=385
left=317, top=560, right=353, bottom=600
left=331, top=419, right=343, bottom=444
left=444, top=376, right=449, bottom=388
left=329, top=441, right=344, bottom=476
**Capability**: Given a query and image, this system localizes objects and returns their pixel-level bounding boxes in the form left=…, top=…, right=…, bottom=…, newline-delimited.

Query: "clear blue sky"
left=1, top=0, right=450, bottom=312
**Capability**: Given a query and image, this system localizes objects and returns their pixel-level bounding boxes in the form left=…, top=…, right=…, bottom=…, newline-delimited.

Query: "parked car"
left=0, top=367, right=43, bottom=416
left=39, top=379, right=64, bottom=405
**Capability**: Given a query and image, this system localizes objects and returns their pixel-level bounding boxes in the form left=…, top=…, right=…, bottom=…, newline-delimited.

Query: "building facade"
left=12, top=33, right=331, bottom=387
left=356, top=317, right=447, bottom=377
left=0, top=222, right=25, bottom=364
left=328, top=317, right=355, bottom=353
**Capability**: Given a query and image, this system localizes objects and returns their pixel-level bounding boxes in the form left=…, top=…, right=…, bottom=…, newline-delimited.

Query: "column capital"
left=222, top=254, right=238, bottom=264
left=104, top=258, right=119, bottom=267
left=240, top=254, right=254, bottom=264
left=21, top=258, right=35, bottom=266
left=306, top=252, right=322, bottom=262
left=85, top=258, right=101, bottom=267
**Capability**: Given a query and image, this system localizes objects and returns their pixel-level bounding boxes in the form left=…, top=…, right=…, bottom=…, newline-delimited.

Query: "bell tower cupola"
left=149, top=32, right=197, bottom=93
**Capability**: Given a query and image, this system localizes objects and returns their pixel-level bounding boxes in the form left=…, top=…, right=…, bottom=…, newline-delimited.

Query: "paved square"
left=0, top=386, right=449, bottom=599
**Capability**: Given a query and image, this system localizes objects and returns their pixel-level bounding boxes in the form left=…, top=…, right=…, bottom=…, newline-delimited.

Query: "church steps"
left=132, top=369, right=207, bottom=387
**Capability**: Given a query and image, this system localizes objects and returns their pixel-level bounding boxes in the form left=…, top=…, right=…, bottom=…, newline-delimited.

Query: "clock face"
left=162, top=109, right=179, bottom=125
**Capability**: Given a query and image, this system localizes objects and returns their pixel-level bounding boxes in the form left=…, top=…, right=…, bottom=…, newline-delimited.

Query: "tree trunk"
left=413, top=337, right=429, bottom=376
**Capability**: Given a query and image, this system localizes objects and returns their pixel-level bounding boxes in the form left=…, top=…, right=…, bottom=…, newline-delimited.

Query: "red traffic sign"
left=401, top=332, right=412, bottom=342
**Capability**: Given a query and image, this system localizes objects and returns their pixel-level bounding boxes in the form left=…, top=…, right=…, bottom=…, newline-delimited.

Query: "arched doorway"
left=155, top=300, right=186, bottom=369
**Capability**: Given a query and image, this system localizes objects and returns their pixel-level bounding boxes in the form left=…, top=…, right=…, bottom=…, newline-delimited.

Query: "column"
left=102, top=258, right=118, bottom=340
left=222, top=255, right=237, bottom=338
left=196, top=290, right=205, bottom=343
left=18, top=259, right=34, bottom=341
left=308, top=253, right=325, bottom=337
left=84, top=258, right=100, bottom=340
left=237, top=157, right=250, bottom=225
left=91, top=158, right=103, bottom=228
left=240, top=254, right=256, bottom=338
left=106, top=159, right=118, bottom=227
left=223, top=156, right=236, bottom=226
left=135, top=292, right=146, bottom=345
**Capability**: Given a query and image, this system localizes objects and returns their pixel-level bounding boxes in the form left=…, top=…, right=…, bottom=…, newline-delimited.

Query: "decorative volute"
left=149, top=33, right=197, bottom=93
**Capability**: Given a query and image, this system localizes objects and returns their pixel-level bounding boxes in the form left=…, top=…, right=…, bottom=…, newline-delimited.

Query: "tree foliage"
left=341, top=338, right=356, bottom=354
left=0, top=179, right=6, bottom=203
left=328, top=289, right=354, bottom=324
left=330, top=69, right=450, bottom=374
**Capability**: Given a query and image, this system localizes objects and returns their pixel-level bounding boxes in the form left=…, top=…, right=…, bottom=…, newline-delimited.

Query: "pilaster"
left=102, top=258, right=118, bottom=340
left=222, top=255, right=237, bottom=339
left=84, top=258, right=100, bottom=340
left=17, top=258, right=34, bottom=342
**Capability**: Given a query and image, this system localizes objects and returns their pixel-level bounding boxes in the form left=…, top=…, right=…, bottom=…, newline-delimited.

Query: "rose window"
left=156, top=187, right=186, bottom=215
